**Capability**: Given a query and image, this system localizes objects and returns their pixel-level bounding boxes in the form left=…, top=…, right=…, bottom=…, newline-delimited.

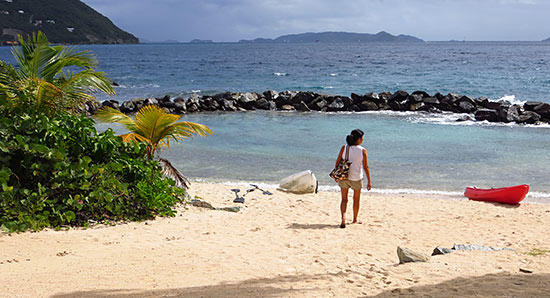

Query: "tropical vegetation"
left=95, top=105, right=212, bottom=187
left=0, top=32, right=192, bottom=233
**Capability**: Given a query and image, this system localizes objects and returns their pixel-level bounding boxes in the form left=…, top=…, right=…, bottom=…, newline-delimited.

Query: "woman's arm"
left=335, top=145, right=345, bottom=167
left=363, top=148, right=371, bottom=190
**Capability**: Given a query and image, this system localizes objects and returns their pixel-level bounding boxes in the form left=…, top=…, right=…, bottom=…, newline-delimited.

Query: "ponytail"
left=346, top=129, right=364, bottom=146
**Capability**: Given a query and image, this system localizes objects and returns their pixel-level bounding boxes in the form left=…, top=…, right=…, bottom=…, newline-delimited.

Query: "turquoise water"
left=96, top=110, right=550, bottom=200
left=2, top=42, right=550, bottom=199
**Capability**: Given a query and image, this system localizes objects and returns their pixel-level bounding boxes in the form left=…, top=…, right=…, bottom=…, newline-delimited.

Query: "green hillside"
left=0, top=0, right=138, bottom=44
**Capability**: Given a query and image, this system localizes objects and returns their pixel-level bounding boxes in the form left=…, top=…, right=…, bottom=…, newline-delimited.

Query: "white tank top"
left=344, top=145, right=365, bottom=181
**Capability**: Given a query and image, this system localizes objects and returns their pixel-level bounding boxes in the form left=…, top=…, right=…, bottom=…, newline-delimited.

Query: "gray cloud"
left=83, top=0, right=550, bottom=42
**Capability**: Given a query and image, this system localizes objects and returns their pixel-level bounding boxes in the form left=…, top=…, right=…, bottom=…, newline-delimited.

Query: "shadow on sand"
left=51, top=272, right=344, bottom=298
left=51, top=271, right=550, bottom=297
left=364, top=272, right=550, bottom=298
left=287, top=223, right=340, bottom=230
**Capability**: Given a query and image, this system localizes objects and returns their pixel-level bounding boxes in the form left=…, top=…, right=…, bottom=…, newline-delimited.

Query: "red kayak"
left=464, top=184, right=529, bottom=205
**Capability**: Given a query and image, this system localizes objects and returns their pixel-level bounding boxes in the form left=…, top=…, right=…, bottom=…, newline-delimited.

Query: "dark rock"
left=411, top=90, right=431, bottom=98
left=340, top=96, right=353, bottom=109
left=221, top=99, right=237, bottom=111
left=434, top=92, right=445, bottom=100
left=365, top=92, right=383, bottom=104
left=198, top=96, right=213, bottom=110
left=359, top=100, right=379, bottom=111
left=212, top=92, right=232, bottom=102
left=238, top=92, right=258, bottom=109
left=423, top=97, right=440, bottom=105
left=389, top=90, right=409, bottom=102
left=432, top=246, right=454, bottom=256
left=173, top=97, right=186, bottom=113
left=480, top=97, right=502, bottom=110
left=144, top=98, right=158, bottom=106
left=294, top=101, right=310, bottom=111
left=263, top=90, right=279, bottom=101
left=378, top=92, right=392, bottom=104
left=186, top=94, right=200, bottom=113
left=120, top=101, right=136, bottom=113
left=409, top=102, right=425, bottom=111
left=202, top=96, right=220, bottom=111
left=159, top=101, right=176, bottom=109
left=475, top=109, right=500, bottom=122
left=327, top=98, right=345, bottom=111
left=255, top=98, right=271, bottom=110
left=498, top=105, right=520, bottom=123
left=388, top=91, right=410, bottom=111
left=517, top=111, right=541, bottom=124
left=275, top=91, right=296, bottom=108
left=523, top=101, right=544, bottom=112
left=309, top=97, right=328, bottom=111
left=408, top=94, right=424, bottom=103
left=440, top=95, right=461, bottom=112
left=281, top=105, right=296, bottom=111
left=130, top=98, right=146, bottom=110
left=293, top=91, right=317, bottom=105
left=156, top=95, right=171, bottom=105
left=397, top=246, right=429, bottom=264
left=112, top=81, right=120, bottom=87
left=533, top=103, right=550, bottom=118
left=101, top=100, right=120, bottom=110
left=446, top=93, right=460, bottom=102
left=456, top=96, right=477, bottom=113
left=351, top=93, right=365, bottom=102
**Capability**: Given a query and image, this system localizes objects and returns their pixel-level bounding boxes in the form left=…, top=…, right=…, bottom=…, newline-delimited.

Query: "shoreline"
left=2, top=182, right=549, bottom=297
left=193, top=179, right=550, bottom=204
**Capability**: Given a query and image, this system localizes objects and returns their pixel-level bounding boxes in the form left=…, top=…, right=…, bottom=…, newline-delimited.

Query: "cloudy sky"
left=82, top=0, right=550, bottom=42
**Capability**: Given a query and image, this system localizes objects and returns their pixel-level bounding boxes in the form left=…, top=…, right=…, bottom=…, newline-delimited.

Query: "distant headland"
left=543, top=37, right=550, bottom=42
left=179, top=31, right=424, bottom=44
left=0, top=0, right=138, bottom=45
left=237, top=31, right=424, bottom=43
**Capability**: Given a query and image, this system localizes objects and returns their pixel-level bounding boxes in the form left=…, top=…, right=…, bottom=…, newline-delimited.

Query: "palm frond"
left=94, top=106, right=138, bottom=131
left=158, top=158, right=189, bottom=189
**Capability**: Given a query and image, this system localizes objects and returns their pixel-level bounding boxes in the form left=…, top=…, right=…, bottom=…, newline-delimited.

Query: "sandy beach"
left=1, top=182, right=549, bottom=297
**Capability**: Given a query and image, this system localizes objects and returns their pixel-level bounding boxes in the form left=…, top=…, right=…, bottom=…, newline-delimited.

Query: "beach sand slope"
left=1, top=182, right=549, bottom=297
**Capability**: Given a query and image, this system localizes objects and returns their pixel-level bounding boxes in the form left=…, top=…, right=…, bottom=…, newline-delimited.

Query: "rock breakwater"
left=94, top=90, right=550, bottom=125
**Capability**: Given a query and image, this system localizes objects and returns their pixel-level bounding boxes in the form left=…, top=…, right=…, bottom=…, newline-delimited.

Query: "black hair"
left=346, top=129, right=364, bottom=146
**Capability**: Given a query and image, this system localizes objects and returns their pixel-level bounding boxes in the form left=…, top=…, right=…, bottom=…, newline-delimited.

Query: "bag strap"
left=344, top=145, right=350, bottom=161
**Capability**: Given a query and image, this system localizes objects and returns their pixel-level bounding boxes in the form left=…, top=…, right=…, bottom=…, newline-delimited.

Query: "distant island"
left=543, top=37, right=550, bottom=42
left=238, top=31, right=424, bottom=43
left=0, top=0, right=138, bottom=45
left=189, top=39, right=214, bottom=44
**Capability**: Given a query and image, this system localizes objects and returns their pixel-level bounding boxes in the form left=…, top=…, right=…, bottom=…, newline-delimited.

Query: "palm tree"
left=95, top=105, right=212, bottom=188
left=0, top=31, right=114, bottom=114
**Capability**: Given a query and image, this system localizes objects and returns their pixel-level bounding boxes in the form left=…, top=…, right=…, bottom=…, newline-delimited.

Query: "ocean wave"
left=114, top=83, right=160, bottom=89
left=273, top=72, right=289, bottom=76
left=328, top=73, right=338, bottom=76
left=496, top=94, right=525, bottom=106
left=334, top=110, right=550, bottom=129
left=191, top=179, right=550, bottom=203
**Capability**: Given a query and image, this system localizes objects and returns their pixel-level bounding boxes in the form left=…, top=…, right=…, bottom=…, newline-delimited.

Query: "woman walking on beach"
left=334, top=129, right=371, bottom=228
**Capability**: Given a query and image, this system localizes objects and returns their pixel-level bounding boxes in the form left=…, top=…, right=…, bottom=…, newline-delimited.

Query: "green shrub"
left=0, top=112, right=186, bottom=232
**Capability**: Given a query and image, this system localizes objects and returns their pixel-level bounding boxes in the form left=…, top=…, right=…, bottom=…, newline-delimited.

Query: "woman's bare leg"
left=352, top=188, right=362, bottom=224
left=340, top=187, right=349, bottom=228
